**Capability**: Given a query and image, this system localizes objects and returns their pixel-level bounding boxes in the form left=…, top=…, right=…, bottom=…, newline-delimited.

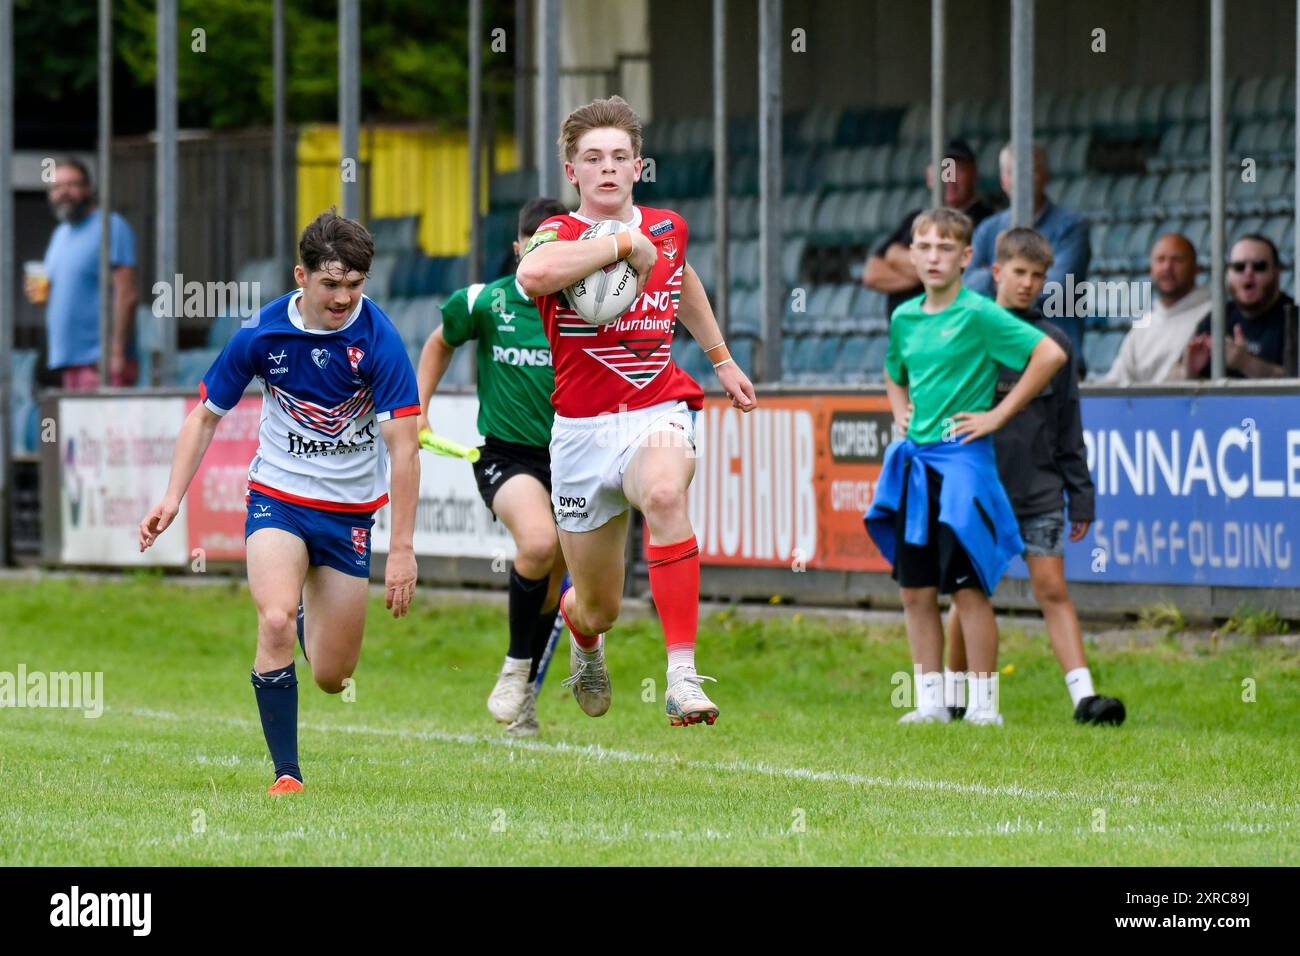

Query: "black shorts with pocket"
left=472, top=436, right=552, bottom=514
left=891, top=461, right=981, bottom=594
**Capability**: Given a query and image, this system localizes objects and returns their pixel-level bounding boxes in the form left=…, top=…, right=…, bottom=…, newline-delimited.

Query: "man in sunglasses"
left=1184, top=235, right=1296, bottom=379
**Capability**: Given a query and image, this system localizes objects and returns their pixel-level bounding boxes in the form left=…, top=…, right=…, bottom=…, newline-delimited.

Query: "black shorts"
left=472, top=436, right=552, bottom=514
left=891, top=462, right=981, bottom=594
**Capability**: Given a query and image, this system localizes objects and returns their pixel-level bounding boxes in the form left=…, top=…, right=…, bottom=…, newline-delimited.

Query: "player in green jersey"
left=416, top=198, right=569, bottom=738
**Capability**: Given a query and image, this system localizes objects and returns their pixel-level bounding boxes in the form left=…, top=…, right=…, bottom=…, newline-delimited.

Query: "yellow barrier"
left=296, top=125, right=518, bottom=256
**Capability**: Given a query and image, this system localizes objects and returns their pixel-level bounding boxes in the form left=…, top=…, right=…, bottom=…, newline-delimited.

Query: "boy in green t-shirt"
left=416, top=197, right=569, bottom=738
left=865, top=207, right=1066, bottom=725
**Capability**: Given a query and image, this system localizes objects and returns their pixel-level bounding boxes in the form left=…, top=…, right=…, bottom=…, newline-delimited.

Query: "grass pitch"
left=1, top=576, right=1296, bottom=866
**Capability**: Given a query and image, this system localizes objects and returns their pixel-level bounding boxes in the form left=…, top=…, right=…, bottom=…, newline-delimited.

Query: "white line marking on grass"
left=124, top=707, right=1145, bottom=807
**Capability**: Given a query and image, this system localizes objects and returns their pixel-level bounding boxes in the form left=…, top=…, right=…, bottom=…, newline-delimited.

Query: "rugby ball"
left=564, top=219, right=639, bottom=326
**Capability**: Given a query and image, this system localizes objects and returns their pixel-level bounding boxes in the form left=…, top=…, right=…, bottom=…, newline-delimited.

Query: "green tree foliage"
left=107, top=0, right=517, bottom=129
left=14, top=0, right=100, bottom=101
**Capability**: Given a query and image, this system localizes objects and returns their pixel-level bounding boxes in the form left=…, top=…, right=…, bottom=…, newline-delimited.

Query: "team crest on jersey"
left=311, top=348, right=330, bottom=369
left=351, top=527, right=369, bottom=556
left=584, top=337, right=672, bottom=388
left=649, top=218, right=674, bottom=237
left=347, top=346, right=364, bottom=371
left=660, top=237, right=679, bottom=260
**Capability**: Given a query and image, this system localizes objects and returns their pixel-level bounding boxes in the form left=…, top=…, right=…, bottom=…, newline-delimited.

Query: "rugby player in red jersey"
left=517, top=95, right=757, bottom=727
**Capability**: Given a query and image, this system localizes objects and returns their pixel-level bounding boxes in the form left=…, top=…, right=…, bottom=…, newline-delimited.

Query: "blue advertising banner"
left=1004, top=392, right=1300, bottom=588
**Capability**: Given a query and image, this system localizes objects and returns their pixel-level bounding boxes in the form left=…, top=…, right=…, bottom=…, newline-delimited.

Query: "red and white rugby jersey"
left=199, top=290, right=419, bottom=512
left=524, top=205, right=704, bottom=418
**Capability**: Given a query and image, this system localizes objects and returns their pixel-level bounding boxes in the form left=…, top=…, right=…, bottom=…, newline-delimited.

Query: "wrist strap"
left=712, top=358, right=734, bottom=370
left=705, top=341, right=731, bottom=364
left=611, top=231, right=631, bottom=262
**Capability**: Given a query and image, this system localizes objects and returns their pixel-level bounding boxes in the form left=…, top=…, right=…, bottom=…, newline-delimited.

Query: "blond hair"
left=994, top=226, right=1054, bottom=267
left=557, top=95, right=643, bottom=164
left=910, top=207, right=974, bottom=246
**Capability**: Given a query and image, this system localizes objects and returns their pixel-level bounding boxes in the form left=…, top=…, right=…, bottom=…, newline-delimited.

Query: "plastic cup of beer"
left=24, top=261, right=49, bottom=304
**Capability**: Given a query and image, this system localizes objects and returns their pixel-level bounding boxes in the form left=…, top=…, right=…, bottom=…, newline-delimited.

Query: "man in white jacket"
left=1101, top=233, right=1209, bottom=384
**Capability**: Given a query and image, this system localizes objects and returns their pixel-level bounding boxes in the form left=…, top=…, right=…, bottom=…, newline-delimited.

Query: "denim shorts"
left=1019, top=510, right=1065, bottom=558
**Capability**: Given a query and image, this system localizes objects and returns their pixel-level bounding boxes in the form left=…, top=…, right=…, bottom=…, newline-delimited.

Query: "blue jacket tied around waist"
left=864, top=437, right=1024, bottom=596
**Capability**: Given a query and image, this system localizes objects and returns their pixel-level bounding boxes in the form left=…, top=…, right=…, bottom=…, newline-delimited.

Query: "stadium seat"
left=781, top=335, right=816, bottom=381
left=727, top=288, right=761, bottom=336
left=782, top=238, right=808, bottom=287
left=10, top=399, right=38, bottom=456
left=206, top=314, right=243, bottom=349
left=730, top=335, right=757, bottom=374
left=1082, top=330, right=1126, bottom=380
left=1126, top=221, right=1159, bottom=271
left=835, top=334, right=870, bottom=382
left=863, top=333, right=889, bottom=379
left=176, top=348, right=221, bottom=388
left=369, top=216, right=420, bottom=253
left=12, top=349, right=37, bottom=406
left=1138, top=84, right=1167, bottom=134
left=692, top=239, right=717, bottom=293
left=806, top=333, right=844, bottom=382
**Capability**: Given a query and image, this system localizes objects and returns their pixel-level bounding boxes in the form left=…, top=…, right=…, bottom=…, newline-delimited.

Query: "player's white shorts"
left=549, top=399, right=696, bottom=533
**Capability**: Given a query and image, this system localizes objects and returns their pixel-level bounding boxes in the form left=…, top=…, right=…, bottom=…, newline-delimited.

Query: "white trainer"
left=897, top=707, right=952, bottom=724
left=506, top=684, right=539, bottom=737
left=664, top=669, right=720, bottom=727
left=964, top=710, right=1005, bottom=726
left=487, top=656, right=532, bottom=723
left=561, top=635, right=611, bottom=717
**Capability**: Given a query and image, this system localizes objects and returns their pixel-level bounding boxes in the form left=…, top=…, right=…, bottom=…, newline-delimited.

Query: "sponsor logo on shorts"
left=484, top=463, right=502, bottom=486
left=252, top=503, right=272, bottom=519
left=648, top=218, right=674, bottom=237
left=555, top=495, right=589, bottom=519
left=347, top=346, right=365, bottom=371
left=351, top=527, right=369, bottom=557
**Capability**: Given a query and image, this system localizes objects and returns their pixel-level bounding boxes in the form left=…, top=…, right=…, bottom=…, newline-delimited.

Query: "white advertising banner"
left=59, top=396, right=189, bottom=566
left=372, top=395, right=515, bottom=560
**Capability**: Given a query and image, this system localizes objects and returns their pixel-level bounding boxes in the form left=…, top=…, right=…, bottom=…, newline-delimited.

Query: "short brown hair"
left=518, top=197, right=569, bottom=237
left=557, top=95, right=643, bottom=164
left=299, top=207, right=375, bottom=275
left=910, top=207, right=974, bottom=246
left=994, top=226, right=1054, bottom=268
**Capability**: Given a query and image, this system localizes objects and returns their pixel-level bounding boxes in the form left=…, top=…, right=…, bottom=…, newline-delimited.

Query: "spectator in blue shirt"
left=23, top=158, right=139, bottom=389
left=965, top=143, right=1090, bottom=360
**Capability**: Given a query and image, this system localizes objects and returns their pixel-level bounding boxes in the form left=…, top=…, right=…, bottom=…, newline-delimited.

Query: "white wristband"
left=712, top=358, right=734, bottom=370
left=610, top=235, right=621, bottom=264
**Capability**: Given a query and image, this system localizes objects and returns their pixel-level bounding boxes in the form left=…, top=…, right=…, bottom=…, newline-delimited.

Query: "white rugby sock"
left=666, top=646, right=696, bottom=674
left=1065, top=667, right=1095, bottom=707
left=916, top=670, right=945, bottom=713
left=944, top=668, right=967, bottom=708
left=968, top=672, right=1000, bottom=716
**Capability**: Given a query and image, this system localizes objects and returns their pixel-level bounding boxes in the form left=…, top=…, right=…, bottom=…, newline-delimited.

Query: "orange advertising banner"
left=687, top=394, right=898, bottom=572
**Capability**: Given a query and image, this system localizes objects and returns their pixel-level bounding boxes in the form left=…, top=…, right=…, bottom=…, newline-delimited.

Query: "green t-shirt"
left=885, top=285, right=1045, bottom=445
left=441, top=273, right=554, bottom=448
